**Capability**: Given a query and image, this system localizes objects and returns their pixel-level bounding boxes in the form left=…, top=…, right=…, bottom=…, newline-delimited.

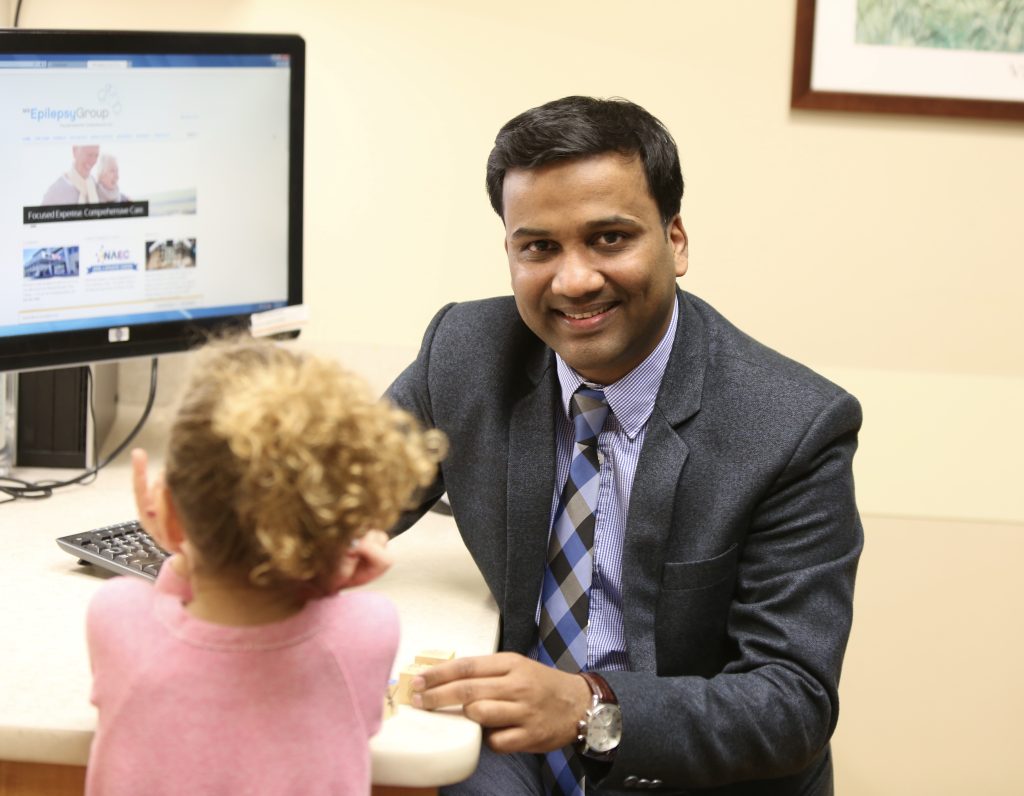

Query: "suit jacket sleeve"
left=385, top=302, right=455, bottom=534
left=596, top=387, right=863, bottom=791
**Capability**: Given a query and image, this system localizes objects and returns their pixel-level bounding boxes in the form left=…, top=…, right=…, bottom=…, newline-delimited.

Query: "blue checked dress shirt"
left=536, top=300, right=679, bottom=672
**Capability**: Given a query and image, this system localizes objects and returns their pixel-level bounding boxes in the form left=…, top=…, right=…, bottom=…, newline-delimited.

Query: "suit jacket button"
left=637, top=779, right=651, bottom=788
left=649, top=779, right=663, bottom=788
left=623, top=775, right=640, bottom=787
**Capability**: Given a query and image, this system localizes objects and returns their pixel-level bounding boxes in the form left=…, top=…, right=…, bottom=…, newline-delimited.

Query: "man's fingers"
left=412, top=652, right=548, bottom=708
left=412, top=674, right=506, bottom=710
left=462, top=698, right=530, bottom=730
left=410, top=653, right=586, bottom=754
left=416, top=652, right=517, bottom=689
left=484, top=725, right=538, bottom=754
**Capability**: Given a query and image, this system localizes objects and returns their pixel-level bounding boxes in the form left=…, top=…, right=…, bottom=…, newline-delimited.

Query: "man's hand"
left=410, top=652, right=592, bottom=753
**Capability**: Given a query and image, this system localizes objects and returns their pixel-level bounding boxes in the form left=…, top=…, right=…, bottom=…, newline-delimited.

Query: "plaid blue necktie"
left=538, top=386, right=610, bottom=796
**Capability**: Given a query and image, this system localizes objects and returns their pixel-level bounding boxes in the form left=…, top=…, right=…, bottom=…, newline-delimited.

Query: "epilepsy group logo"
left=97, top=83, right=122, bottom=115
left=23, top=83, right=123, bottom=126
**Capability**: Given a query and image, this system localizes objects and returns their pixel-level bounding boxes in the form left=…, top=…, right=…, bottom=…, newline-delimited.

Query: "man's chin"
left=556, top=349, right=622, bottom=386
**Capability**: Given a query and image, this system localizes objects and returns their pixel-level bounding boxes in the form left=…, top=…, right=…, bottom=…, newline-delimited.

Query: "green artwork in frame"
left=856, top=0, right=1024, bottom=54
left=791, top=0, right=1024, bottom=121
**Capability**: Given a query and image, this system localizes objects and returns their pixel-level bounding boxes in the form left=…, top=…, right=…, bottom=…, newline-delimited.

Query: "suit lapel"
left=622, top=291, right=707, bottom=672
left=658, top=290, right=707, bottom=427
left=503, top=350, right=558, bottom=655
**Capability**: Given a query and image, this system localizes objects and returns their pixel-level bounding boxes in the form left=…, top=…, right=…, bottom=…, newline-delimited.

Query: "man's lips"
left=556, top=302, right=617, bottom=321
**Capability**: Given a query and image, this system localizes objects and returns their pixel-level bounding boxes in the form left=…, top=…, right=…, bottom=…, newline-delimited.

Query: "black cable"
left=13, top=0, right=24, bottom=27
left=0, top=358, right=159, bottom=503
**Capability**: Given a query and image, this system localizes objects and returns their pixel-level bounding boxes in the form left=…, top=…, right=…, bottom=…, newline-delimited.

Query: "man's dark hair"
left=486, top=96, right=684, bottom=227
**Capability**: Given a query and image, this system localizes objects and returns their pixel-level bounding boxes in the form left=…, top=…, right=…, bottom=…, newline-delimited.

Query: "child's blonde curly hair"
left=164, top=338, right=445, bottom=593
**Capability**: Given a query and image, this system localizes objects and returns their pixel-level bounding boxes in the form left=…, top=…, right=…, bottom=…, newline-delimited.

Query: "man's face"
left=503, top=153, right=688, bottom=385
left=73, top=146, right=100, bottom=177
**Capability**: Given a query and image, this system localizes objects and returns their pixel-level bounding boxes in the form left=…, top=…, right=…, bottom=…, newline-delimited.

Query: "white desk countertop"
left=0, top=417, right=499, bottom=788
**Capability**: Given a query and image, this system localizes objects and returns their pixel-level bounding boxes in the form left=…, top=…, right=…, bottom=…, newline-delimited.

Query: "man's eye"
left=525, top=240, right=556, bottom=254
left=595, top=232, right=626, bottom=246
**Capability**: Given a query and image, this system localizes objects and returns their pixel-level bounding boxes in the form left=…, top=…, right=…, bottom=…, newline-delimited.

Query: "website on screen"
left=0, top=54, right=292, bottom=337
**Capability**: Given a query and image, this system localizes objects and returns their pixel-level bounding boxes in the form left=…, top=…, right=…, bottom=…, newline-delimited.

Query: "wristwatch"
left=574, top=672, right=622, bottom=760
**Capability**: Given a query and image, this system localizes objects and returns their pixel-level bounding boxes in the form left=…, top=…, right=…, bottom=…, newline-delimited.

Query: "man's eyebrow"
left=509, top=216, right=643, bottom=240
left=583, top=215, right=643, bottom=230
left=509, top=227, right=551, bottom=240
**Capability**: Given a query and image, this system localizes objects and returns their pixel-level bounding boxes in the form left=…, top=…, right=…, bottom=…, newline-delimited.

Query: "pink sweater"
left=85, top=565, right=399, bottom=795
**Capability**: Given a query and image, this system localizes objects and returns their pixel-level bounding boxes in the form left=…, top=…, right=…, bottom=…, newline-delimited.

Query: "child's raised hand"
left=131, top=448, right=179, bottom=556
left=333, top=530, right=393, bottom=590
left=133, top=448, right=195, bottom=594
left=131, top=448, right=163, bottom=535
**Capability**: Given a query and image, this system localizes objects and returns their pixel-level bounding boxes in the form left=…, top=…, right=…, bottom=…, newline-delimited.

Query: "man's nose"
left=551, top=250, right=603, bottom=296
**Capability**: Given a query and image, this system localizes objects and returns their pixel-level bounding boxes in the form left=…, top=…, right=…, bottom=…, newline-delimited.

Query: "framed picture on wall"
left=791, top=0, right=1024, bottom=121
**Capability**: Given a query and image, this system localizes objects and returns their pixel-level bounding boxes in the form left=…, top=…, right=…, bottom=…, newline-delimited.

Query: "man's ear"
left=669, top=215, right=688, bottom=278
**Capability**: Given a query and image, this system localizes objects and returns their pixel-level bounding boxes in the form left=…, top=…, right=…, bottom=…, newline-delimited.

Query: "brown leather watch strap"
left=580, top=671, right=617, bottom=705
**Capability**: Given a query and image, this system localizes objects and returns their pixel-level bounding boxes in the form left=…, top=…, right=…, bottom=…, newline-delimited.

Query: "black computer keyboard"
left=57, top=520, right=169, bottom=581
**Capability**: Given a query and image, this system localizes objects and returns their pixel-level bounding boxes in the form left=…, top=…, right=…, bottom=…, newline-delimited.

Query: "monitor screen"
left=0, top=30, right=304, bottom=372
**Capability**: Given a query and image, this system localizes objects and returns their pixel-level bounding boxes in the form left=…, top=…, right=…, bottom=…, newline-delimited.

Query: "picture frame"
left=791, top=0, right=1024, bottom=121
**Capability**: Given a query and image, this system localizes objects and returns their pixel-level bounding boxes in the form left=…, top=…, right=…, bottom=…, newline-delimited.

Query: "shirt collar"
left=555, top=298, right=679, bottom=440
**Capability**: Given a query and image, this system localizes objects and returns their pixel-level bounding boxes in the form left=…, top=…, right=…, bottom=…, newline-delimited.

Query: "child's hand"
left=131, top=448, right=164, bottom=536
left=333, top=530, right=393, bottom=590
left=131, top=448, right=179, bottom=556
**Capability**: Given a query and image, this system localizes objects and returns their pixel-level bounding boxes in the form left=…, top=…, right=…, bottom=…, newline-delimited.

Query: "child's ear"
left=152, top=487, right=188, bottom=554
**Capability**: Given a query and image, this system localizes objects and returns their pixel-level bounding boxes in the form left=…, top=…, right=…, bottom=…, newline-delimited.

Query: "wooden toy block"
left=394, top=663, right=432, bottom=705
left=414, top=648, right=456, bottom=666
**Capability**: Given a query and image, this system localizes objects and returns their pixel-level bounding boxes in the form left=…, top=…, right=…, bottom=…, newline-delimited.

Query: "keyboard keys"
left=57, top=521, right=168, bottom=582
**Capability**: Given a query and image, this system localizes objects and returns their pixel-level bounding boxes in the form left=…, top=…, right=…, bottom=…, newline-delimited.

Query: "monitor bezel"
left=0, top=29, right=305, bottom=373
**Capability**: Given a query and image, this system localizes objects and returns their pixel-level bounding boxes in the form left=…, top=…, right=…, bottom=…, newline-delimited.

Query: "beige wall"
left=9, top=1, right=1023, bottom=792
left=11, top=0, right=1022, bottom=524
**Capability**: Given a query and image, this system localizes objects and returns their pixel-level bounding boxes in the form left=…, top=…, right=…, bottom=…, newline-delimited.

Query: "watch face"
left=587, top=704, right=622, bottom=753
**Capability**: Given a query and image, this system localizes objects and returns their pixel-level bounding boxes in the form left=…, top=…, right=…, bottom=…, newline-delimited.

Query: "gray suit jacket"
left=387, top=290, right=862, bottom=795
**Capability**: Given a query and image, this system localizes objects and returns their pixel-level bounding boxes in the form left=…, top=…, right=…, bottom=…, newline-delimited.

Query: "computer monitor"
left=0, top=29, right=304, bottom=373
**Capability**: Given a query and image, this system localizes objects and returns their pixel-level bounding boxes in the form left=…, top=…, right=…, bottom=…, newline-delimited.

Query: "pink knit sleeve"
left=342, top=592, right=400, bottom=738
left=86, top=577, right=151, bottom=706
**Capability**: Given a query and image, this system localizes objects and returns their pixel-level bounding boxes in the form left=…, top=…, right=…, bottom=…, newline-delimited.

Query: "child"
left=85, top=338, right=445, bottom=795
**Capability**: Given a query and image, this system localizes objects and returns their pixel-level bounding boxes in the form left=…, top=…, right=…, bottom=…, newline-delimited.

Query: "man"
left=41, top=144, right=101, bottom=205
left=387, top=96, right=862, bottom=795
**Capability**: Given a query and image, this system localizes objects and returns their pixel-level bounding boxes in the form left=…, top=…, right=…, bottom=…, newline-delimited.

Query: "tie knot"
left=569, top=386, right=609, bottom=444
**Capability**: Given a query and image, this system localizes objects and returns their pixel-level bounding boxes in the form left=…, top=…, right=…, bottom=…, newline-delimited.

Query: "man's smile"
left=556, top=302, right=618, bottom=323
